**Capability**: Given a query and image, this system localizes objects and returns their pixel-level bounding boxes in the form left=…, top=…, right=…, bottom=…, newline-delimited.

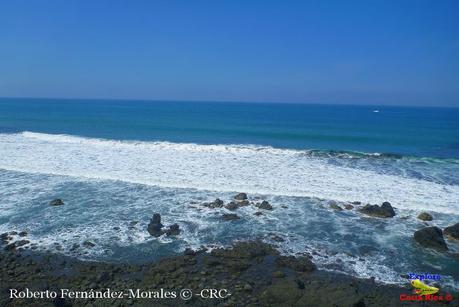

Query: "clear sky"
left=1, top=0, right=458, bottom=106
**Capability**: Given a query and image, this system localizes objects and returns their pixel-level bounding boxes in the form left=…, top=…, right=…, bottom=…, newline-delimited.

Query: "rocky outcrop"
left=417, top=212, right=433, bottom=221
left=147, top=213, right=164, bottom=237
left=359, top=202, right=395, bottom=218
left=49, top=199, right=64, bottom=206
left=147, top=213, right=181, bottom=237
left=444, top=222, right=459, bottom=240
left=234, top=193, right=248, bottom=201
left=330, top=203, right=343, bottom=211
left=413, top=226, right=447, bottom=251
left=256, top=200, right=273, bottom=210
left=203, top=198, right=224, bottom=208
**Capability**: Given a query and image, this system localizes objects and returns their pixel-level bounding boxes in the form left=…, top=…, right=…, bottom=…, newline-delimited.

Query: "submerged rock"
left=222, top=213, right=240, bottom=221
left=256, top=200, right=273, bottom=210
left=82, top=241, right=95, bottom=248
left=413, top=226, right=447, bottom=251
left=359, top=202, right=395, bottom=218
left=417, top=212, right=433, bottom=221
left=234, top=193, right=248, bottom=201
left=344, top=204, right=354, bottom=210
left=444, top=222, right=459, bottom=240
left=49, top=199, right=64, bottom=206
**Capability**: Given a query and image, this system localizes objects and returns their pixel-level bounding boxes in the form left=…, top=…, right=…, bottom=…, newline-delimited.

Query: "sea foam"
left=0, top=131, right=458, bottom=214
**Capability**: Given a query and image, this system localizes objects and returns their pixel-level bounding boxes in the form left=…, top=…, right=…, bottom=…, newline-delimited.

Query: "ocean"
left=0, top=98, right=458, bottom=289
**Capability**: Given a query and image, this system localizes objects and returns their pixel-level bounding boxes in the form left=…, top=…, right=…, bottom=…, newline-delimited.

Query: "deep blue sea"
left=0, top=98, right=458, bottom=289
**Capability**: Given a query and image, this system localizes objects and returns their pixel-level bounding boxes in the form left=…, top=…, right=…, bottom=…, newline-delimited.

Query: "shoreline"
left=1, top=240, right=457, bottom=306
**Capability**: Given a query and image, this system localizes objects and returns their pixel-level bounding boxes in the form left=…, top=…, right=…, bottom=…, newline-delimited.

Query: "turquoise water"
left=0, top=98, right=458, bottom=289
left=1, top=98, right=458, bottom=158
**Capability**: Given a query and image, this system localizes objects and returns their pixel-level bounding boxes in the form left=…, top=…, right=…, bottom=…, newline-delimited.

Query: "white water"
left=0, top=131, right=458, bottom=214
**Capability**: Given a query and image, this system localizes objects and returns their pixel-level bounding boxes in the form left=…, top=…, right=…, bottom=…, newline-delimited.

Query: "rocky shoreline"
left=1, top=240, right=444, bottom=307
left=1, top=194, right=458, bottom=306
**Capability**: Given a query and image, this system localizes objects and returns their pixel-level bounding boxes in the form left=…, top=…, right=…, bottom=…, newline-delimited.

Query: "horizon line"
left=0, top=95, right=458, bottom=109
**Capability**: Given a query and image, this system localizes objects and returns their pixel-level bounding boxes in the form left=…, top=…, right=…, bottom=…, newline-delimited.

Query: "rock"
left=184, top=248, right=196, bottom=256
left=165, top=223, right=181, bottom=236
left=359, top=202, right=395, bottom=218
left=272, top=271, right=285, bottom=278
left=413, top=226, right=447, bottom=251
left=276, top=255, right=316, bottom=272
left=256, top=200, right=273, bottom=210
left=417, top=212, right=433, bottom=221
left=330, top=203, right=343, bottom=211
left=243, top=283, right=253, bottom=292
left=236, top=199, right=250, bottom=206
left=49, top=199, right=64, bottom=206
left=222, top=214, right=240, bottom=221
left=225, top=202, right=239, bottom=210
left=147, top=213, right=164, bottom=237
left=82, top=241, right=96, bottom=248
left=260, top=280, right=303, bottom=306
left=18, top=231, right=27, bottom=237
left=234, top=193, right=248, bottom=201
left=203, top=198, right=224, bottom=208
left=344, top=204, right=354, bottom=210
left=444, top=223, right=459, bottom=240
left=254, top=211, right=263, bottom=216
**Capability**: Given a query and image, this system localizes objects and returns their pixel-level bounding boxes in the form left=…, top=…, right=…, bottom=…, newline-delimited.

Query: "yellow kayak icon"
left=411, top=279, right=439, bottom=295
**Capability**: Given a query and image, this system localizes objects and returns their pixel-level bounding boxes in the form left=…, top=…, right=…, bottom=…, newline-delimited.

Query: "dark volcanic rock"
left=234, top=192, right=248, bottom=200
left=225, top=202, right=239, bottom=210
left=413, top=226, right=447, bottom=251
left=49, top=199, right=64, bottom=206
left=330, top=203, right=343, bottom=211
left=276, top=255, right=316, bottom=272
left=165, top=223, right=181, bottom=236
left=417, top=212, right=433, bottom=221
left=222, top=213, right=240, bottom=221
left=147, top=213, right=164, bottom=237
left=256, top=200, right=273, bottom=210
left=203, top=198, right=224, bottom=208
left=444, top=222, right=459, bottom=240
left=359, top=202, right=395, bottom=218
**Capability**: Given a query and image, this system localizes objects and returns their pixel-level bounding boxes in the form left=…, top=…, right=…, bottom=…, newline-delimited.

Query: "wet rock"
left=234, top=193, right=248, bottom=201
left=203, top=198, right=224, bottom=208
left=82, top=241, right=96, bottom=248
left=260, top=280, right=303, bottom=306
left=359, top=202, right=395, bottom=218
left=147, top=213, right=164, bottom=237
left=417, top=212, right=433, bottom=221
left=70, top=243, right=80, bottom=251
left=344, top=204, right=354, bottom=210
left=222, top=214, right=240, bottom=221
left=276, top=255, right=316, bottom=272
left=0, top=232, right=11, bottom=244
left=18, top=231, right=27, bottom=237
left=330, top=203, right=343, bottom=211
left=165, top=223, right=181, bottom=236
left=184, top=248, right=196, bottom=256
left=256, top=200, right=273, bottom=210
left=272, top=271, right=285, bottom=278
left=271, top=235, right=285, bottom=242
left=352, top=201, right=361, bottom=205
left=254, top=211, right=263, bottom=216
left=413, top=226, right=447, bottom=251
left=225, top=202, right=239, bottom=210
left=49, top=198, right=64, bottom=206
left=444, top=223, right=459, bottom=240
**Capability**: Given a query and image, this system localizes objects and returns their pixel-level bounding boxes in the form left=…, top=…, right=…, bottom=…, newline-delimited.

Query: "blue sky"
left=0, top=0, right=458, bottom=106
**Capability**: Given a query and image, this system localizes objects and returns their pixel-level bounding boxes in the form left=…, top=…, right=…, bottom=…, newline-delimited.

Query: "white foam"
left=0, top=131, right=458, bottom=214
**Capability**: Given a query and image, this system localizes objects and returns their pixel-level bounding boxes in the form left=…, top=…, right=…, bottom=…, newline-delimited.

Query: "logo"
left=411, top=279, right=439, bottom=295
